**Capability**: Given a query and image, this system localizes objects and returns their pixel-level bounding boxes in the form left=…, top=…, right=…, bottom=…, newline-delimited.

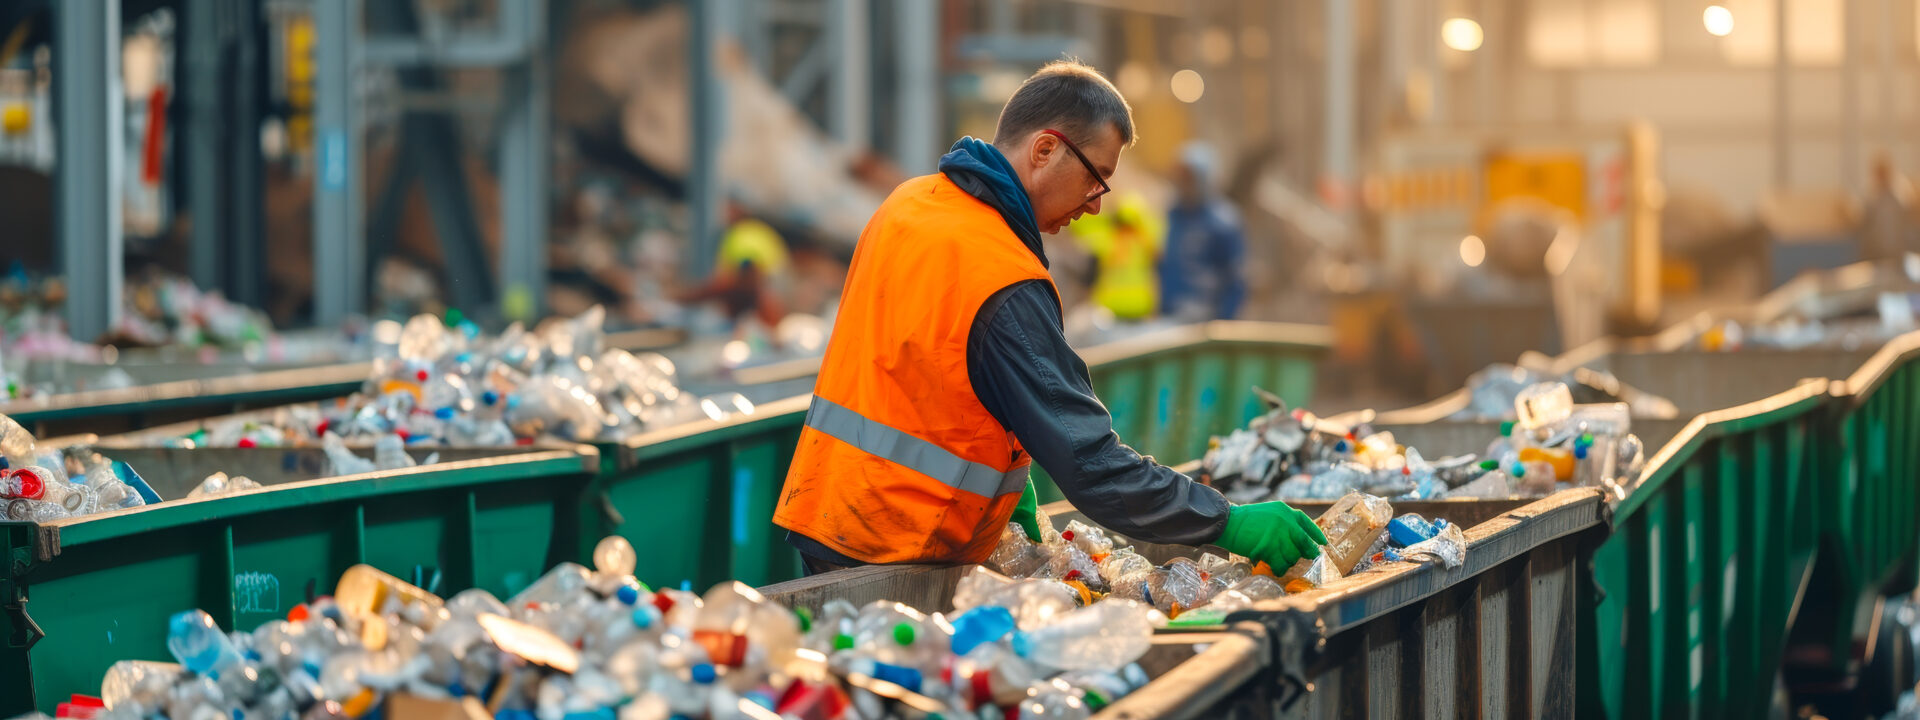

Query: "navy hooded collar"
left=937, top=137, right=1048, bottom=268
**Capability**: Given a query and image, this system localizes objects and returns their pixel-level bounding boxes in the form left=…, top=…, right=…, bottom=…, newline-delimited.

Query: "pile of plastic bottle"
left=57, top=536, right=1165, bottom=720
left=1457, top=363, right=1678, bottom=421
left=111, top=273, right=276, bottom=351
left=1199, top=383, right=1647, bottom=504
left=159, top=307, right=752, bottom=457
left=0, top=413, right=153, bottom=522
left=982, top=493, right=1466, bottom=626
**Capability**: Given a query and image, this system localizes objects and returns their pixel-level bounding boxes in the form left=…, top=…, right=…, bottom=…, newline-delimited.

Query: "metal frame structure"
left=52, top=0, right=124, bottom=342
left=310, top=0, right=548, bottom=326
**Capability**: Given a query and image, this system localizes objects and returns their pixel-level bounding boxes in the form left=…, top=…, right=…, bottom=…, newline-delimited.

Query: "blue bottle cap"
left=680, top=580, right=692, bottom=592
left=616, top=585, right=640, bottom=605
left=482, top=390, right=500, bottom=406
left=434, top=407, right=456, bottom=420
left=631, top=606, right=660, bottom=629
left=1010, top=630, right=1033, bottom=658
left=691, top=663, right=717, bottom=684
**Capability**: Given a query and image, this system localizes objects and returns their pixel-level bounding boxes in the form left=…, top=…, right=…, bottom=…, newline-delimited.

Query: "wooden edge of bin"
left=0, top=362, right=371, bottom=421
left=729, top=357, right=825, bottom=386
left=1613, top=378, right=1833, bottom=520
left=1841, top=327, right=1920, bottom=401
left=28, top=446, right=600, bottom=546
left=1234, top=487, right=1609, bottom=637
left=1090, top=622, right=1272, bottom=720
left=1075, top=321, right=1331, bottom=368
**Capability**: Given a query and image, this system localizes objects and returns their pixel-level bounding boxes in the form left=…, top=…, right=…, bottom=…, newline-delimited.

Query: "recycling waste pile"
left=21, top=535, right=1185, bottom=720
left=0, top=407, right=421, bottom=521
left=0, top=413, right=157, bottom=522
left=983, top=491, right=1467, bottom=626
left=0, top=272, right=345, bottom=401
left=1197, top=384, right=1645, bottom=503
left=1452, top=362, right=1679, bottom=421
left=136, top=307, right=752, bottom=467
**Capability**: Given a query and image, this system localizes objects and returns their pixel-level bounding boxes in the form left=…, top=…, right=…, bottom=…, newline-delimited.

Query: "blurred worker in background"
left=1071, top=192, right=1163, bottom=320
left=1859, top=153, right=1918, bottom=262
left=775, top=61, right=1325, bottom=575
left=1160, top=142, right=1248, bottom=321
left=679, top=204, right=790, bottom=343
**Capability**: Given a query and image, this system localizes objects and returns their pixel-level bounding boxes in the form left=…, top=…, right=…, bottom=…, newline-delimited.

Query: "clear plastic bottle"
left=691, top=581, right=801, bottom=669
left=1009, top=600, right=1156, bottom=671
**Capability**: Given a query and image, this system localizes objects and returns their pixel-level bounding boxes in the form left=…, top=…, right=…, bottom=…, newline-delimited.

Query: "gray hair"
left=992, top=60, right=1136, bottom=153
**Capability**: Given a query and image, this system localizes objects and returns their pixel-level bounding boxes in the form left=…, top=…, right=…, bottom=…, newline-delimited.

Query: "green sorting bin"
left=1582, top=380, right=1832, bottom=718
left=1787, top=332, right=1920, bottom=705
left=0, top=446, right=599, bottom=715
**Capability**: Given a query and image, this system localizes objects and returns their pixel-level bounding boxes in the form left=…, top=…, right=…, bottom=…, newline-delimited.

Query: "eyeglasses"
left=1040, top=129, right=1111, bottom=203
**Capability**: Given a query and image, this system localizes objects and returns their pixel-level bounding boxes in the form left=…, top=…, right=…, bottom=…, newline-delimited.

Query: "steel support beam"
left=687, top=0, right=726, bottom=281
left=1842, top=0, right=1860, bottom=191
left=1321, top=0, right=1355, bottom=215
left=1773, top=0, right=1790, bottom=188
left=54, top=0, right=123, bottom=342
left=227, top=0, right=265, bottom=307
left=892, top=0, right=938, bottom=174
left=183, top=0, right=225, bottom=292
left=314, top=0, right=365, bottom=324
left=498, top=0, right=549, bottom=322
left=828, top=0, right=870, bottom=149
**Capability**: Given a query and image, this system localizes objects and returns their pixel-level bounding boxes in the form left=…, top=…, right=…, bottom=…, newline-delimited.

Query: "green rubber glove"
left=1216, top=501, right=1328, bottom=570
left=1011, top=478, right=1042, bottom=542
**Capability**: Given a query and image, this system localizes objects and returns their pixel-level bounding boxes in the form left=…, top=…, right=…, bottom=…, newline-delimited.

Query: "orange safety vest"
left=774, top=173, right=1058, bottom=565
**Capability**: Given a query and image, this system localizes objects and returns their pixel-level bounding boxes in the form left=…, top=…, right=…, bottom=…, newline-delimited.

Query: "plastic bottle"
left=1010, top=600, right=1157, bottom=671
left=169, top=610, right=243, bottom=677
left=373, top=434, right=416, bottom=471
left=322, top=433, right=377, bottom=476
left=691, top=581, right=800, bottom=669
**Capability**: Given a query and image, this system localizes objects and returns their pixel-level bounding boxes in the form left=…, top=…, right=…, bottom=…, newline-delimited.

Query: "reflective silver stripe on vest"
left=806, top=396, right=1029, bottom=499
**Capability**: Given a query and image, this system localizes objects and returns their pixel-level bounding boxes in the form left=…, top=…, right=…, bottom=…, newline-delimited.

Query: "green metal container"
left=1582, top=380, right=1832, bottom=718
left=585, top=395, right=810, bottom=594
left=0, top=446, right=599, bottom=715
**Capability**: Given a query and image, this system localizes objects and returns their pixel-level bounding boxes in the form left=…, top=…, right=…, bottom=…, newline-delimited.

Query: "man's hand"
left=1215, top=501, right=1328, bottom=569
left=1011, top=478, right=1042, bottom=542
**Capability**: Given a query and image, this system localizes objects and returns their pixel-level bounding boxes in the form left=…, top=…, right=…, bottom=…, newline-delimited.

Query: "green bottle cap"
left=794, top=607, right=813, bottom=633
left=833, top=633, right=855, bottom=651
left=1499, top=421, right=1514, bottom=437
left=893, top=622, right=916, bottom=646
left=1479, top=459, right=1499, bottom=470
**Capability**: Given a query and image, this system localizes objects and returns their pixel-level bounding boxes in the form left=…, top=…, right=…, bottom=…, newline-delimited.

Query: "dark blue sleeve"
left=967, top=281, right=1230, bottom=545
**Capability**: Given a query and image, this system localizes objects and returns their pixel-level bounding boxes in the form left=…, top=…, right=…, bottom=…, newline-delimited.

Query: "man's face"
left=1025, top=125, right=1124, bottom=234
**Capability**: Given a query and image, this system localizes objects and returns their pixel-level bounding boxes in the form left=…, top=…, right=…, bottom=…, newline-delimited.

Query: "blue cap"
left=632, top=606, right=659, bottom=629
left=1010, top=630, right=1033, bottom=658
left=1574, top=446, right=1589, bottom=460
left=691, top=663, right=717, bottom=684
left=434, top=407, right=456, bottom=420
left=616, top=585, right=640, bottom=605
left=482, top=390, right=500, bottom=406
left=680, top=580, right=692, bottom=592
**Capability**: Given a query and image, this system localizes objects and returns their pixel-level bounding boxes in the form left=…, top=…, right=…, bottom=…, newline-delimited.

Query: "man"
left=774, top=61, right=1323, bottom=575
left=1160, top=142, right=1248, bottom=321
